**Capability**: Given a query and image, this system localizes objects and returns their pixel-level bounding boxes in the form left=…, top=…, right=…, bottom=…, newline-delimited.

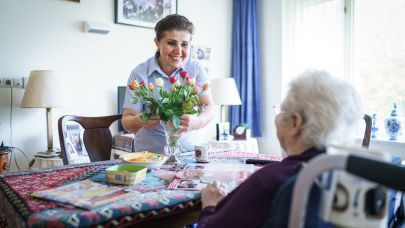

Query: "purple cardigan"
left=197, top=147, right=325, bottom=228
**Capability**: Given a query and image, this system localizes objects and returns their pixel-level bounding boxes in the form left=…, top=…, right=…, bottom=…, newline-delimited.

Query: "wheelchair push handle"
left=347, top=155, right=405, bottom=192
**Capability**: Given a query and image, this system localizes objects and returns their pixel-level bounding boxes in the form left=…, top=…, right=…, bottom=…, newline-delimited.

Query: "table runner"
left=0, top=152, right=281, bottom=227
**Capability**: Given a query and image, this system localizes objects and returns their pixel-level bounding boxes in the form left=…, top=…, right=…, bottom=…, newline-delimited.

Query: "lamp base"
left=34, top=150, right=61, bottom=158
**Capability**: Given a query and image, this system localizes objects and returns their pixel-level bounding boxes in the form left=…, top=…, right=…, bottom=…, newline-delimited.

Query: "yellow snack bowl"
left=120, top=151, right=167, bottom=169
left=106, top=164, right=147, bottom=185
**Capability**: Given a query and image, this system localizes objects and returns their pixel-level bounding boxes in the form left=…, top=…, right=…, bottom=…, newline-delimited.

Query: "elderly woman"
left=197, top=70, right=364, bottom=227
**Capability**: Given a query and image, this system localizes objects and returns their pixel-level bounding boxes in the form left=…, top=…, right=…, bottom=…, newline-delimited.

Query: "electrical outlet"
left=13, top=78, right=24, bottom=88
left=3, top=78, right=12, bottom=88
left=0, top=77, right=26, bottom=89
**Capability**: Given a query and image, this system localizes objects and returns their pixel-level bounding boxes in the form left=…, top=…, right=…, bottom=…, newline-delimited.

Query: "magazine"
left=31, top=179, right=134, bottom=209
left=167, top=163, right=258, bottom=191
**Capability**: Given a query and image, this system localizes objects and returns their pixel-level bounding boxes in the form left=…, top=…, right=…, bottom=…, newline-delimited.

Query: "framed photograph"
left=190, top=45, right=211, bottom=61
left=64, top=123, right=90, bottom=164
left=190, top=44, right=211, bottom=73
left=216, top=122, right=231, bottom=141
left=115, top=0, right=178, bottom=28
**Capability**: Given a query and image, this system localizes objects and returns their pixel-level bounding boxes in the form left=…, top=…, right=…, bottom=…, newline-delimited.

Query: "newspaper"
left=166, top=163, right=258, bottom=191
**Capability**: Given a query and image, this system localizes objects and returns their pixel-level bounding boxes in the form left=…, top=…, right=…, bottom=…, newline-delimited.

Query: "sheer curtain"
left=283, top=0, right=347, bottom=93
left=230, top=0, right=262, bottom=137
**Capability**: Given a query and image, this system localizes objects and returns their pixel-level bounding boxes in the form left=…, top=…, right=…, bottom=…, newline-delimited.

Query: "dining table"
left=0, top=151, right=281, bottom=228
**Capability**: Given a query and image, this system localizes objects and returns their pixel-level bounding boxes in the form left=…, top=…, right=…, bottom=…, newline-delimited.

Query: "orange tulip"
left=129, top=80, right=139, bottom=89
left=148, top=82, right=155, bottom=90
left=202, top=83, right=209, bottom=90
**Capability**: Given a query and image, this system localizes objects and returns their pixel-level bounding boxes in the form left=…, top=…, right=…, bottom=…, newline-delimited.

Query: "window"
left=283, top=0, right=405, bottom=119
left=353, top=0, right=405, bottom=116
left=283, top=0, right=348, bottom=93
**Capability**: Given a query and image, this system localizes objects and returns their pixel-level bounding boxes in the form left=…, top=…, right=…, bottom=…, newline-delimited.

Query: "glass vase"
left=162, top=122, right=182, bottom=165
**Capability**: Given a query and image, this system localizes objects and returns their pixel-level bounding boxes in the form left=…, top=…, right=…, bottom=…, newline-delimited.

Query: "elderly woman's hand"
left=201, top=181, right=228, bottom=209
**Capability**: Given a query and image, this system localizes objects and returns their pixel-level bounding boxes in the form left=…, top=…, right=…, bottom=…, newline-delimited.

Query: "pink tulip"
left=185, top=76, right=192, bottom=84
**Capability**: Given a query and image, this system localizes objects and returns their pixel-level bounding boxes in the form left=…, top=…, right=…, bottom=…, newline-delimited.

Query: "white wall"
left=257, top=0, right=283, bottom=157
left=0, top=0, right=232, bottom=170
left=3, top=0, right=397, bottom=171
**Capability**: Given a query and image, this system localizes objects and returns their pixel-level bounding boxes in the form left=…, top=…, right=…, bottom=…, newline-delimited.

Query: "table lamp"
left=21, top=70, right=73, bottom=158
left=210, top=78, right=242, bottom=140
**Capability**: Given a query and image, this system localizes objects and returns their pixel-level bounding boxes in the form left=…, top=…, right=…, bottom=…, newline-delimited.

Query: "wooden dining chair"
left=362, top=114, right=372, bottom=149
left=58, top=114, right=123, bottom=165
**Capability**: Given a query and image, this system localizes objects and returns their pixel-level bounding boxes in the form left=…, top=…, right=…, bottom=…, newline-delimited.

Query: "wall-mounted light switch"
left=13, top=78, right=23, bottom=88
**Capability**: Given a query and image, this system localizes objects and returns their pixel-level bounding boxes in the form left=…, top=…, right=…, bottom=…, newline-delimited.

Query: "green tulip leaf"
left=140, top=112, right=151, bottom=121
left=175, top=109, right=184, bottom=116
left=162, top=98, right=170, bottom=104
left=172, top=115, right=180, bottom=130
left=164, top=109, right=174, bottom=117
left=161, top=115, right=169, bottom=122
left=130, top=97, right=138, bottom=104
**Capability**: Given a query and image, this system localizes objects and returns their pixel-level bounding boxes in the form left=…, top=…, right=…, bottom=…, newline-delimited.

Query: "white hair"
left=281, top=70, right=364, bottom=148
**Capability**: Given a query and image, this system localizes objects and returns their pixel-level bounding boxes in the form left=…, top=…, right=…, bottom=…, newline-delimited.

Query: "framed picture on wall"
left=190, top=44, right=211, bottom=73
left=115, top=0, right=177, bottom=28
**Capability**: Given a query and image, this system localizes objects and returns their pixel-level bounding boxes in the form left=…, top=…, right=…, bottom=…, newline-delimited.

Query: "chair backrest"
left=58, top=114, right=122, bottom=165
left=362, top=114, right=372, bottom=148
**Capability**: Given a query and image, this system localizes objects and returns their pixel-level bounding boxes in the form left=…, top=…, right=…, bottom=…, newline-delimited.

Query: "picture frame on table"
left=64, top=123, right=90, bottom=164
left=216, top=122, right=230, bottom=141
left=115, top=0, right=177, bottom=28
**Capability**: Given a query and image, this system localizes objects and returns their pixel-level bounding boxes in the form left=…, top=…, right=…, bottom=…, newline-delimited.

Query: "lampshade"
left=21, top=70, right=73, bottom=157
left=210, top=78, right=242, bottom=105
left=21, top=70, right=73, bottom=108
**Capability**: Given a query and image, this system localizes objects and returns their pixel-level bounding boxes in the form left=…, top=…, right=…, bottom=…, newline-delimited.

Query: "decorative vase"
left=384, top=103, right=402, bottom=141
left=371, top=114, right=379, bottom=139
left=162, top=122, right=182, bottom=165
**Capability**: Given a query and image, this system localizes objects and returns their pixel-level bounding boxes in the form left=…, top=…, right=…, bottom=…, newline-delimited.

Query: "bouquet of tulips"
left=128, top=70, right=209, bottom=130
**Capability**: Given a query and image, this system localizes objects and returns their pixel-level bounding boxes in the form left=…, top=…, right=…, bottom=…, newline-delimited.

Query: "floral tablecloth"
left=0, top=152, right=281, bottom=227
